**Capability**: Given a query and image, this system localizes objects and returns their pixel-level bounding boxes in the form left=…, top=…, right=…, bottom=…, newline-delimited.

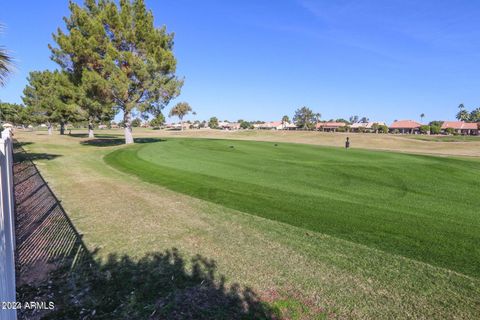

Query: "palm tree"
left=314, top=113, right=321, bottom=131
left=470, top=108, right=480, bottom=122
left=420, top=113, right=425, bottom=123
left=281, top=115, right=290, bottom=129
left=0, top=25, right=12, bottom=86
left=169, top=102, right=193, bottom=131
left=456, top=104, right=470, bottom=122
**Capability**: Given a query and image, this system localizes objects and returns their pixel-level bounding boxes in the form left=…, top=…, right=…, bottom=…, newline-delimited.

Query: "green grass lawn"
left=105, top=138, right=480, bottom=278
left=16, top=132, right=480, bottom=318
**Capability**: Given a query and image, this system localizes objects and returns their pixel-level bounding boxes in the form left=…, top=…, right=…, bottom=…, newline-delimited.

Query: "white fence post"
left=0, top=128, right=17, bottom=320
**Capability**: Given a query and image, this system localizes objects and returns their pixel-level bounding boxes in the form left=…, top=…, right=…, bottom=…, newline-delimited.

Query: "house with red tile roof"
left=441, top=121, right=479, bottom=135
left=389, top=120, right=422, bottom=134
left=316, top=122, right=347, bottom=132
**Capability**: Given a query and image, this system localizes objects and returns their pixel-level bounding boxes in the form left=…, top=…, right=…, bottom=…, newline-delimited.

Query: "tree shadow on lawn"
left=80, top=137, right=166, bottom=147
left=68, top=133, right=124, bottom=139
left=14, top=145, right=279, bottom=320
left=14, top=141, right=34, bottom=148
left=14, top=152, right=61, bottom=162
left=13, top=141, right=61, bottom=179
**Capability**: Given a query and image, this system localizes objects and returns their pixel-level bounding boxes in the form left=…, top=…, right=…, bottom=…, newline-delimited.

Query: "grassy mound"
left=105, top=138, right=480, bottom=277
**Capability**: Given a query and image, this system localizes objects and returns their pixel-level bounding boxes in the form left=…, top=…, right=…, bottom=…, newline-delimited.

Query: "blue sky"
left=1, top=0, right=480, bottom=123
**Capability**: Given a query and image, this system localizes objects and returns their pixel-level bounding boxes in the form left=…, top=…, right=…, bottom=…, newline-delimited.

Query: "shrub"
left=208, top=117, right=219, bottom=129
left=430, top=125, right=441, bottom=134
left=131, top=118, right=142, bottom=127
left=370, top=123, right=380, bottom=133
left=446, top=128, right=455, bottom=135
left=429, top=121, right=443, bottom=127
left=420, top=125, right=430, bottom=134
left=378, top=125, right=389, bottom=133
left=240, top=121, right=252, bottom=130
left=150, top=114, right=165, bottom=128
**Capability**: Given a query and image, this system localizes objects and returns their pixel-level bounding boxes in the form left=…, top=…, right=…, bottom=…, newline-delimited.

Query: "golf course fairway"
left=105, top=138, right=480, bottom=278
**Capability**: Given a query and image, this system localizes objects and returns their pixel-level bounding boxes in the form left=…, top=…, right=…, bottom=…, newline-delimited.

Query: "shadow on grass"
left=14, top=145, right=278, bottom=319
left=80, top=137, right=166, bottom=147
left=69, top=133, right=124, bottom=139
left=14, top=141, right=34, bottom=147
left=14, top=152, right=61, bottom=162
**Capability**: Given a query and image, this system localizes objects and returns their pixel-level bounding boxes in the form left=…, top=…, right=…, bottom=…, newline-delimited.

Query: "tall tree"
left=281, top=115, right=290, bottom=124
left=78, top=71, right=116, bottom=138
left=469, top=108, right=480, bottom=122
left=0, top=102, right=35, bottom=127
left=0, top=24, right=11, bottom=87
left=22, top=70, right=82, bottom=135
left=314, top=113, right=321, bottom=129
left=456, top=104, right=470, bottom=121
left=420, top=113, right=425, bottom=123
left=0, top=102, right=25, bottom=124
left=51, top=0, right=183, bottom=144
left=169, top=102, right=192, bottom=131
left=208, top=117, right=219, bottom=129
left=150, top=113, right=165, bottom=128
left=349, top=115, right=359, bottom=124
left=293, top=106, right=315, bottom=130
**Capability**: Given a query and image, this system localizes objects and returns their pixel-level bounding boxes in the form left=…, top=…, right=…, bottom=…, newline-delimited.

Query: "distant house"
left=219, top=121, right=240, bottom=130
left=316, top=122, right=346, bottom=132
left=191, top=122, right=201, bottom=129
left=441, top=121, right=479, bottom=135
left=98, top=124, right=108, bottom=129
left=283, top=122, right=298, bottom=130
left=254, top=121, right=284, bottom=130
left=350, top=122, right=386, bottom=132
left=166, top=123, right=184, bottom=130
left=389, top=120, right=422, bottom=134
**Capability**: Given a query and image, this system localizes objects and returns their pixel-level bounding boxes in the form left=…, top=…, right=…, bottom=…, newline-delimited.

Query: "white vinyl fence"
left=0, top=128, right=17, bottom=320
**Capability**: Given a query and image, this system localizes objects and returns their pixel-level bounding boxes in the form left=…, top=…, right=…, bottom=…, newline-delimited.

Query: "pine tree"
left=78, top=70, right=116, bottom=138
left=50, top=0, right=183, bottom=143
left=293, top=106, right=315, bottom=130
left=22, top=70, right=83, bottom=135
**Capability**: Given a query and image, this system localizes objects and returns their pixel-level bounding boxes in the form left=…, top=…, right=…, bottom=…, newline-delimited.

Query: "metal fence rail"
left=0, top=128, right=17, bottom=320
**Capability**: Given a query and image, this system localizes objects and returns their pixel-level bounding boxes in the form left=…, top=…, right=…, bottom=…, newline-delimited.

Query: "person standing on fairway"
left=345, top=137, right=350, bottom=149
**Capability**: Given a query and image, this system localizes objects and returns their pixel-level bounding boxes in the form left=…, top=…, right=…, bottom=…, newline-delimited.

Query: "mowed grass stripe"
left=104, top=138, right=480, bottom=277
